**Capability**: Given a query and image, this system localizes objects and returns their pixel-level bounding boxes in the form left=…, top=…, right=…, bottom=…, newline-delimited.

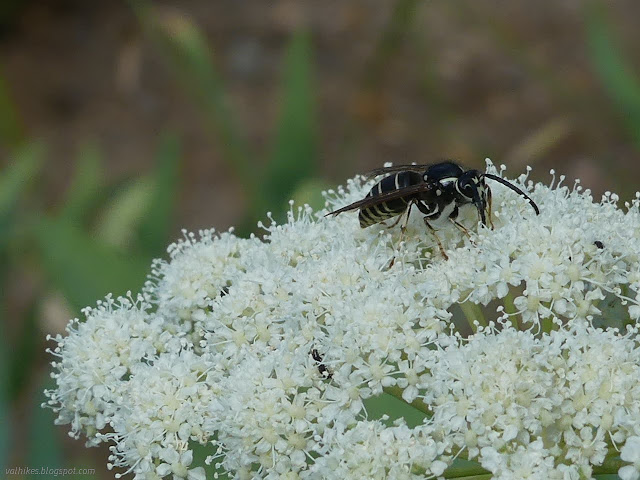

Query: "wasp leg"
left=450, top=219, right=473, bottom=241
left=385, top=211, right=405, bottom=229
left=387, top=201, right=415, bottom=269
left=447, top=205, right=472, bottom=240
left=399, top=201, right=414, bottom=235
left=414, top=202, right=449, bottom=260
left=486, top=186, right=495, bottom=230
left=423, top=218, right=449, bottom=260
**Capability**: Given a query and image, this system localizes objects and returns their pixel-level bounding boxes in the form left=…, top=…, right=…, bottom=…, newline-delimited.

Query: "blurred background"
left=2, top=0, right=640, bottom=477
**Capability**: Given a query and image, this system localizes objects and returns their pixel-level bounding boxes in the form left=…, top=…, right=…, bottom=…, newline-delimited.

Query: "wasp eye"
left=458, top=178, right=475, bottom=195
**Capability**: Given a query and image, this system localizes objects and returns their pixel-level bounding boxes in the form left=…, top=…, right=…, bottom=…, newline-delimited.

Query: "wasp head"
left=456, top=170, right=488, bottom=225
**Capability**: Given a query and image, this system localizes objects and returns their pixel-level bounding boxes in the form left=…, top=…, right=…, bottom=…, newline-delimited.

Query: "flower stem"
left=503, top=292, right=519, bottom=330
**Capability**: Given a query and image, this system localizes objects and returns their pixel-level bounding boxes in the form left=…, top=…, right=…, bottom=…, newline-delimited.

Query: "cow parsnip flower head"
left=45, top=160, right=640, bottom=480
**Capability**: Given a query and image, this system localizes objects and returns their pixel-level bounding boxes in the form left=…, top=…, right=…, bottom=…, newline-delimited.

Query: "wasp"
left=327, top=161, right=539, bottom=258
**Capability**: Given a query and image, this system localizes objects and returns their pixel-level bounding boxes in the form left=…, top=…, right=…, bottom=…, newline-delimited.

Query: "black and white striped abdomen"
left=358, top=171, right=421, bottom=228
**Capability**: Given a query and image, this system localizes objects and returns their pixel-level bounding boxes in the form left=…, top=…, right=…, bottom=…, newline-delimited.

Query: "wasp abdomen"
left=358, top=171, right=421, bottom=228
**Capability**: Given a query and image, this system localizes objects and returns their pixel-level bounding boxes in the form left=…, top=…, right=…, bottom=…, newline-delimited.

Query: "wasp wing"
left=326, top=182, right=438, bottom=216
left=364, top=159, right=459, bottom=179
left=364, top=164, right=431, bottom=179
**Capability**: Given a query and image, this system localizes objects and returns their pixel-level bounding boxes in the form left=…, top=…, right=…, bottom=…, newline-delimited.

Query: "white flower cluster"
left=423, top=324, right=640, bottom=479
left=46, top=161, right=640, bottom=479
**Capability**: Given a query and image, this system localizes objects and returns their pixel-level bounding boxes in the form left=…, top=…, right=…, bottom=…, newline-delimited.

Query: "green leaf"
left=59, top=141, right=104, bottom=224
left=260, top=31, right=317, bottom=220
left=137, top=132, right=180, bottom=256
left=28, top=378, right=63, bottom=477
left=0, top=142, right=44, bottom=253
left=444, top=458, right=490, bottom=479
left=94, top=133, right=179, bottom=254
left=0, top=141, right=44, bottom=219
left=585, top=2, right=640, bottom=150
left=7, top=301, right=38, bottom=399
left=363, top=392, right=428, bottom=428
left=94, top=177, right=155, bottom=249
left=35, top=217, right=150, bottom=312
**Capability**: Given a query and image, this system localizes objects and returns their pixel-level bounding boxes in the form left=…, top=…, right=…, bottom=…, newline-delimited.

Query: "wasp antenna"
left=484, top=173, right=540, bottom=215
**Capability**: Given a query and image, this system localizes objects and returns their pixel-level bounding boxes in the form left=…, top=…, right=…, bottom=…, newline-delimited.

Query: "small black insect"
left=311, top=348, right=332, bottom=379
left=594, top=240, right=604, bottom=249
left=327, top=161, right=539, bottom=246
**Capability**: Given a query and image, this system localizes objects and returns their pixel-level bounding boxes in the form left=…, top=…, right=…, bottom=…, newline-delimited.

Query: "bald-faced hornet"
left=327, top=161, right=539, bottom=258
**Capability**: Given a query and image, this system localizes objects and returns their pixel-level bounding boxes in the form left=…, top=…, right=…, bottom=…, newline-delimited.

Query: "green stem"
left=503, top=292, right=519, bottom=330
left=383, top=385, right=432, bottom=417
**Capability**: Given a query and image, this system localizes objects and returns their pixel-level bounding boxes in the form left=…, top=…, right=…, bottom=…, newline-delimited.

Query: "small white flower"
left=309, top=420, right=445, bottom=480
left=620, top=436, right=640, bottom=480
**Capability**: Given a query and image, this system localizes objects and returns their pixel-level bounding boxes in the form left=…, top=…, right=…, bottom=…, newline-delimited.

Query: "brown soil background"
left=3, top=0, right=640, bottom=477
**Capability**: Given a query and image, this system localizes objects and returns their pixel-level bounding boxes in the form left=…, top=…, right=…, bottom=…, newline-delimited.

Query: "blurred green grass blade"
left=137, top=132, right=180, bottom=256
left=260, top=31, right=317, bottom=218
left=94, top=177, right=155, bottom=250
left=0, top=71, right=23, bottom=149
left=8, top=301, right=38, bottom=399
left=130, top=1, right=253, bottom=187
left=36, top=217, right=150, bottom=312
left=586, top=3, right=640, bottom=149
left=59, top=141, right=104, bottom=224
left=0, top=141, right=44, bottom=219
left=0, top=142, right=43, bottom=252
left=28, top=378, right=63, bottom=477
left=363, top=0, right=420, bottom=88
